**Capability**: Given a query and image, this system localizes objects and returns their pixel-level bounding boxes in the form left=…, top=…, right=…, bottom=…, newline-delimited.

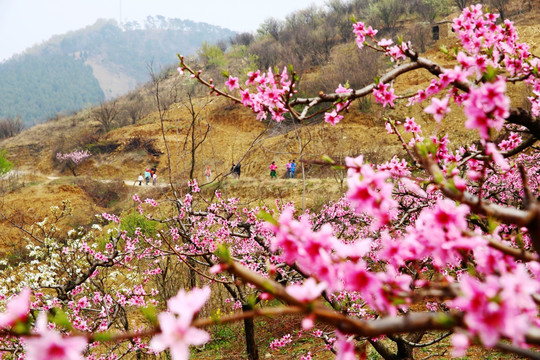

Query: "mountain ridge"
left=0, top=17, right=235, bottom=125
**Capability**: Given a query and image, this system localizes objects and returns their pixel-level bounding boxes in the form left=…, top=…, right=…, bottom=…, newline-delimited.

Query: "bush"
left=0, top=117, right=24, bottom=139
left=0, top=149, right=14, bottom=175
left=76, top=178, right=126, bottom=208
left=123, top=136, right=162, bottom=156
left=120, top=210, right=158, bottom=238
left=86, top=140, right=120, bottom=154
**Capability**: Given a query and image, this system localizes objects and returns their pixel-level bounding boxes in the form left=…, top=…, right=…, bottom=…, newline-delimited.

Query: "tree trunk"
left=395, top=339, right=415, bottom=360
left=188, top=258, right=197, bottom=289
left=370, top=332, right=425, bottom=360
left=242, top=305, right=259, bottom=360
left=68, top=164, right=77, bottom=177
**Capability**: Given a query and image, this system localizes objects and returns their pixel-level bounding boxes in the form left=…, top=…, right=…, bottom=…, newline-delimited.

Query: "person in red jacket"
left=269, top=161, right=277, bottom=179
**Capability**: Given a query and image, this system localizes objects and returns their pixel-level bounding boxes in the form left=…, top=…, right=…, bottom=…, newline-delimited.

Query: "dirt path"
left=123, top=179, right=169, bottom=188
left=3, top=169, right=170, bottom=189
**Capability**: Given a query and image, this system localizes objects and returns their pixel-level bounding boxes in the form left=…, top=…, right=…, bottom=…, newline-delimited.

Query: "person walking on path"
left=205, top=165, right=212, bottom=182
left=290, top=160, right=297, bottom=178
left=137, top=173, right=144, bottom=186
left=286, top=160, right=292, bottom=178
left=152, top=172, right=157, bottom=186
left=144, top=169, right=151, bottom=185
left=269, top=161, right=277, bottom=179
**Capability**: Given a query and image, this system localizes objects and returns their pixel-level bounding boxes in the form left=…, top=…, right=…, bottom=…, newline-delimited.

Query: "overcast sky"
left=0, top=0, right=330, bottom=62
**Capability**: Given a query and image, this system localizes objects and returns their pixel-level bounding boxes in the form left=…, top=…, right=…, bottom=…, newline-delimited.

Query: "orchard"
left=1, top=4, right=540, bottom=360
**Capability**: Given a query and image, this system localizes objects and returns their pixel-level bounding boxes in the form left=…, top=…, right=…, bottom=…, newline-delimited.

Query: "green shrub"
left=120, top=210, right=158, bottom=238
left=0, top=149, right=13, bottom=175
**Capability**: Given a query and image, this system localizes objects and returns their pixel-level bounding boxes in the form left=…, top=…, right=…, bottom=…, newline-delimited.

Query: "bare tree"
left=257, top=17, right=282, bottom=40
left=324, top=1, right=355, bottom=42
left=489, top=0, right=509, bottom=20
left=454, top=0, right=469, bottom=10
left=415, top=0, right=444, bottom=23
left=0, top=116, right=24, bottom=139
left=92, top=100, right=119, bottom=132
left=229, top=32, right=255, bottom=46
left=304, top=43, right=380, bottom=95
left=249, top=37, right=285, bottom=70
left=180, top=92, right=212, bottom=181
left=124, top=93, right=147, bottom=125
left=371, top=0, right=405, bottom=30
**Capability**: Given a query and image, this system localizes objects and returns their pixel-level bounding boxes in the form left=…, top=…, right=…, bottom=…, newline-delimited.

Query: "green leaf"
left=467, top=262, right=477, bottom=276
left=141, top=305, right=158, bottom=326
left=222, top=70, right=229, bottom=78
left=261, top=280, right=275, bottom=294
left=94, top=331, right=114, bottom=342
left=436, top=313, right=455, bottom=327
left=515, top=233, right=524, bottom=249
left=392, top=297, right=407, bottom=305
left=257, top=210, right=278, bottom=226
left=12, top=320, right=31, bottom=335
left=446, top=179, right=459, bottom=195
left=247, top=294, right=257, bottom=308
left=51, top=308, right=72, bottom=330
left=433, top=171, right=444, bottom=184
left=439, top=45, right=449, bottom=55
left=321, top=155, right=335, bottom=164
left=215, top=244, right=232, bottom=264
left=482, top=65, right=499, bottom=82
left=426, top=142, right=438, bottom=157
left=287, top=64, right=294, bottom=74
left=211, top=310, right=222, bottom=323
left=416, top=142, right=428, bottom=157
left=487, top=217, right=501, bottom=234
left=350, top=15, right=357, bottom=23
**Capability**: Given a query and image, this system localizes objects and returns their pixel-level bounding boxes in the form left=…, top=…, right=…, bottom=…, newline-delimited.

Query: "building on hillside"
left=432, top=21, right=453, bottom=41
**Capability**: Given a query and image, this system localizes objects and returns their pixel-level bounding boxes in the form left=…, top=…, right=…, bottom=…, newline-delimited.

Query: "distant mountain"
left=0, top=17, right=235, bottom=126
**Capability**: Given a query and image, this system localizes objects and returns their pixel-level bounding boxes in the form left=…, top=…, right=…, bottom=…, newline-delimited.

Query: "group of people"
left=138, top=167, right=157, bottom=186
left=270, top=159, right=296, bottom=179
left=136, top=161, right=297, bottom=184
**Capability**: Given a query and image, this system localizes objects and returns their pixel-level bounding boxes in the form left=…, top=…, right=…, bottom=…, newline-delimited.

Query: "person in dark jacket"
left=234, top=163, right=241, bottom=178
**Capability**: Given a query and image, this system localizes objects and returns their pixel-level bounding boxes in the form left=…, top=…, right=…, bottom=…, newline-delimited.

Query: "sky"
left=0, top=0, right=329, bottom=62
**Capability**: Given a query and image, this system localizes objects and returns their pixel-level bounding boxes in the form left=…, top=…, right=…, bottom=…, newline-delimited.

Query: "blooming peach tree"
left=1, top=4, right=540, bottom=360
left=56, top=149, right=91, bottom=177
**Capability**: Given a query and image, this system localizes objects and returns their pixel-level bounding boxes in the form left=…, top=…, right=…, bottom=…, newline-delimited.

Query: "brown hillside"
left=1, top=6, right=539, bottom=233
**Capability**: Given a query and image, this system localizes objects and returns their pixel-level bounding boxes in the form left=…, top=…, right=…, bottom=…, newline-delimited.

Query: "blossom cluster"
left=150, top=287, right=211, bottom=360
left=56, top=149, right=91, bottom=164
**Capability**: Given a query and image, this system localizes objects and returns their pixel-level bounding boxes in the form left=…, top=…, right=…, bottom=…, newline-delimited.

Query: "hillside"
left=0, top=17, right=235, bottom=126
left=0, top=0, right=538, bottom=221
left=1, top=3, right=539, bottom=211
